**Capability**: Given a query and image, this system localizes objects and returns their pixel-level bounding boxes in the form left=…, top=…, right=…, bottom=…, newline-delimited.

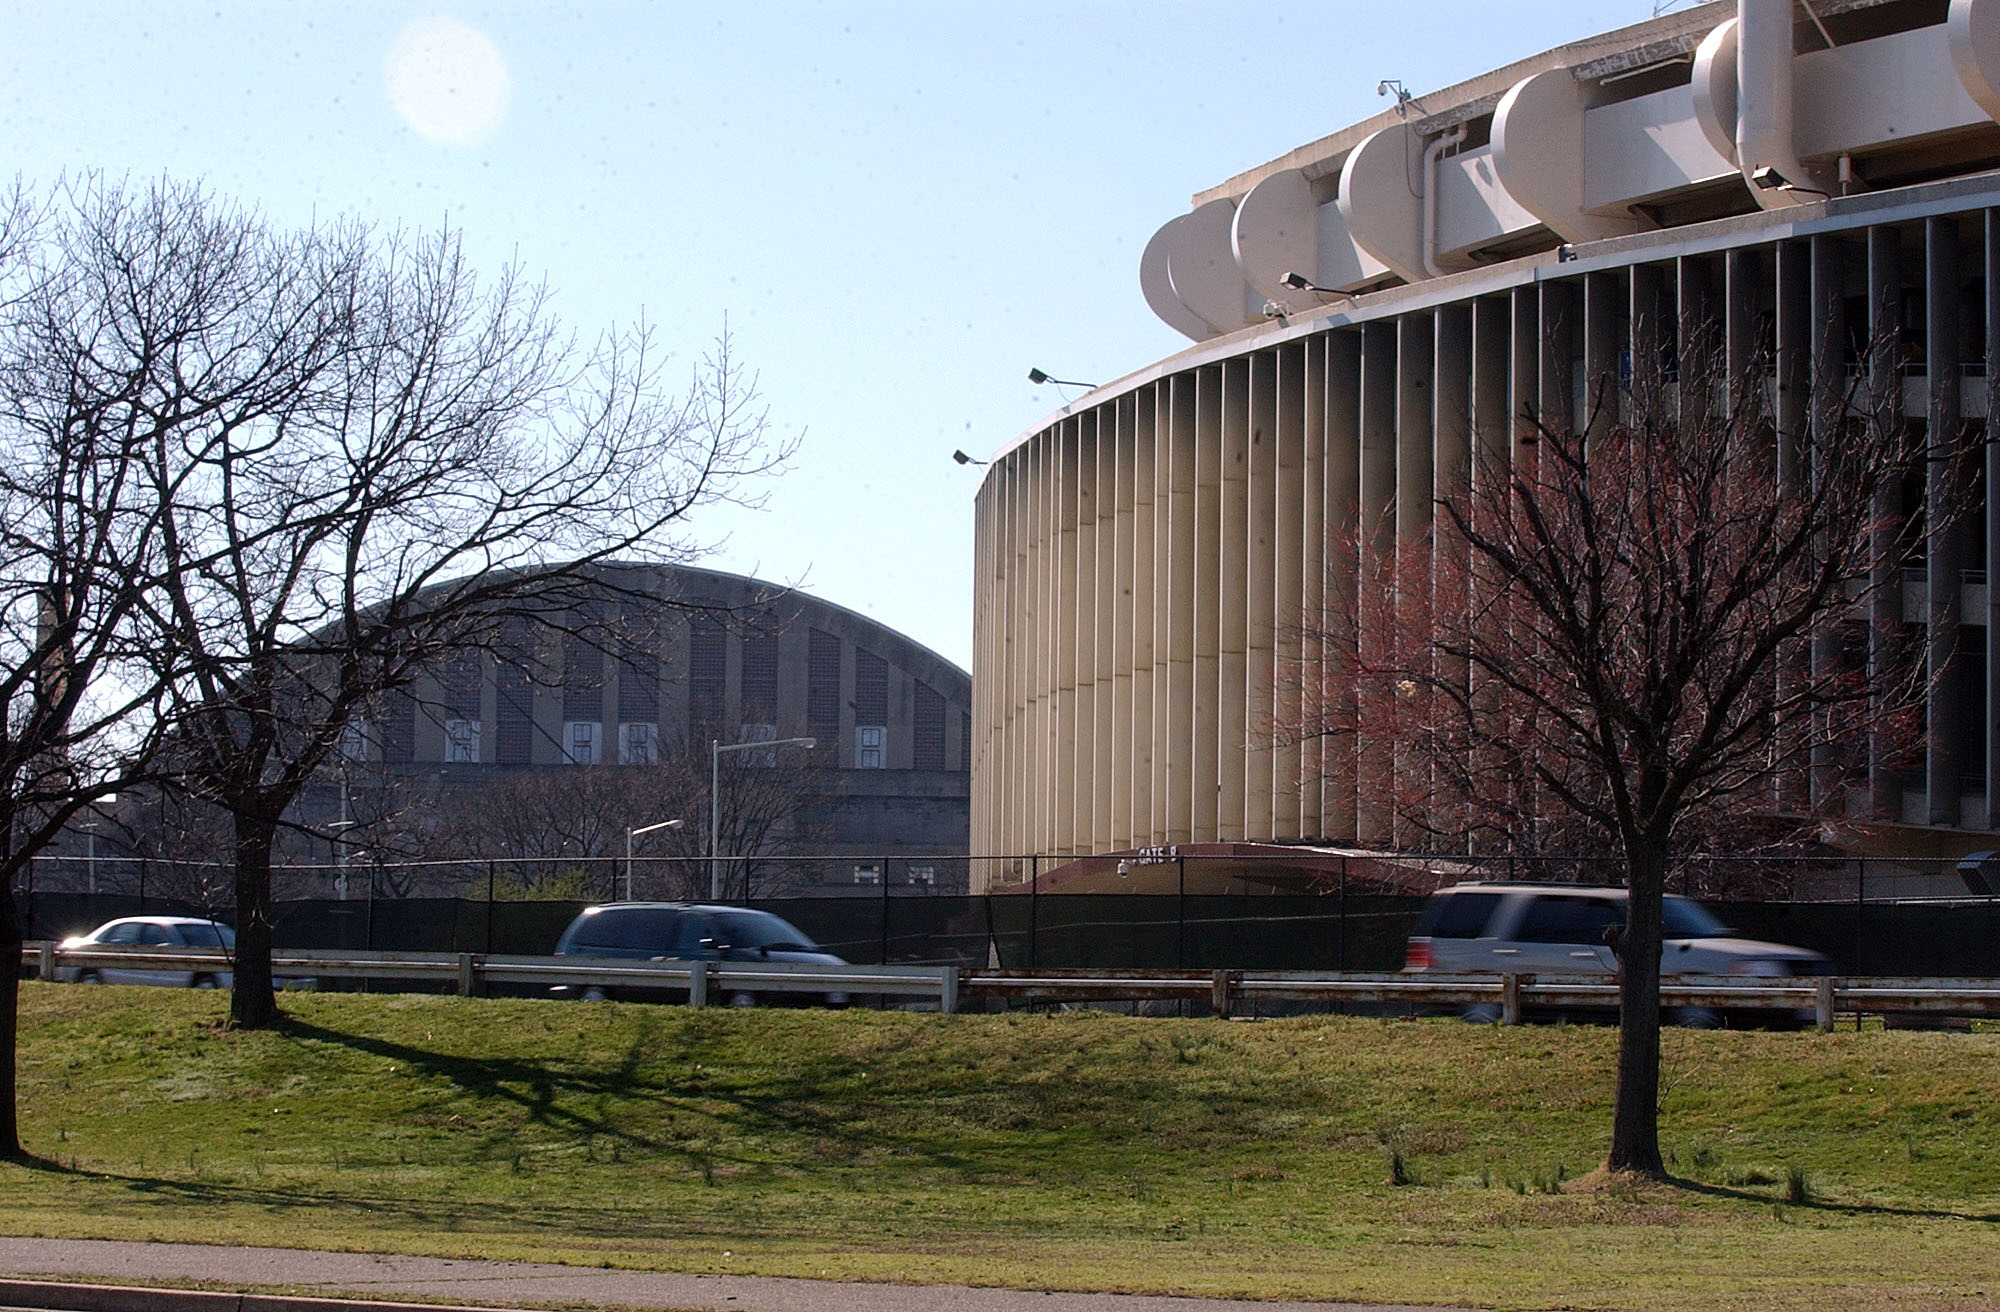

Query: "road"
left=0, top=1238, right=1473, bottom=1312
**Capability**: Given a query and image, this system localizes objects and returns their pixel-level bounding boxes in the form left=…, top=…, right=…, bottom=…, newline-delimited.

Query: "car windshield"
left=1662, top=896, right=1729, bottom=939
left=711, top=909, right=817, bottom=952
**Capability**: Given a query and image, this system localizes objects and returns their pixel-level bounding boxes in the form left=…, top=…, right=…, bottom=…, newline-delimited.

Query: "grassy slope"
left=3, top=983, right=1997, bottom=1312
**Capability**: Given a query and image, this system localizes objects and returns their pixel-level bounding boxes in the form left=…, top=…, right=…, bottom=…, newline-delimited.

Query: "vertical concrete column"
left=1809, top=234, right=1849, bottom=813
left=1470, top=296, right=1512, bottom=847
left=1356, top=321, right=1398, bottom=846
left=1987, top=210, right=2000, bottom=826
left=1539, top=281, right=1577, bottom=439
left=1678, top=255, right=1717, bottom=419
left=1867, top=224, right=1905, bottom=823
left=1298, top=335, right=1329, bottom=839
left=1192, top=366, right=1224, bottom=840
left=1055, top=418, right=1084, bottom=856
left=1628, top=263, right=1669, bottom=411
left=1019, top=433, right=1046, bottom=860
left=1434, top=305, right=1473, bottom=844
left=1725, top=247, right=1762, bottom=403
left=1511, top=287, right=1539, bottom=457
left=1581, top=271, right=1621, bottom=440
left=1926, top=216, right=1965, bottom=827
left=969, top=475, right=988, bottom=861
left=1111, top=396, right=1137, bottom=851
left=1323, top=332, right=1364, bottom=842
left=1774, top=239, right=1813, bottom=817
left=1273, top=341, right=1307, bottom=840
left=1162, top=375, right=1198, bottom=846
left=1246, top=350, right=1280, bottom=841
left=1217, top=358, right=1252, bottom=841
left=1394, top=314, right=1435, bottom=847
left=1131, top=387, right=1159, bottom=847
left=1036, top=427, right=1062, bottom=856
left=1093, top=408, right=1119, bottom=852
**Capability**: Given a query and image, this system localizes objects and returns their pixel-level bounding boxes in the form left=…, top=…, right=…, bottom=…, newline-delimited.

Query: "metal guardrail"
left=28, top=944, right=2000, bottom=1030
left=30, top=944, right=962, bottom=1012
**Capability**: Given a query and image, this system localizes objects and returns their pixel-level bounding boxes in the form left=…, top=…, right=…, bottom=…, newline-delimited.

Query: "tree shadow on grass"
left=1663, top=1173, right=2000, bottom=1223
left=270, top=1014, right=991, bottom=1179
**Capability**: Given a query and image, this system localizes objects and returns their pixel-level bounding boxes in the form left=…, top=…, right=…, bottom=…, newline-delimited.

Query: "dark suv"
left=551, top=902, right=848, bottom=1006
left=1404, top=883, right=1830, bottom=1025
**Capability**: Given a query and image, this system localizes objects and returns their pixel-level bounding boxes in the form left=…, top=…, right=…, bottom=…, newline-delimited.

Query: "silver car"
left=56, top=916, right=235, bottom=988
left=1403, top=883, right=1830, bottom=1025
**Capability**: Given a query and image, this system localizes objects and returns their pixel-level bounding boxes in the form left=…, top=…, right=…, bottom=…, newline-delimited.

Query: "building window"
left=741, top=631, right=778, bottom=726
left=807, top=628, right=840, bottom=760
left=688, top=616, right=726, bottom=743
left=852, top=863, right=882, bottom=886
left=738, top=721, right=777, bottom=766
left=856, top=724, right=885, bottom=769
left=444, top=718, right=480, bottom=763
left=619, top=721, right=658, bottom=765
left=914, top=683, right=945, bottom=772
left=339, top=720, right=378, bottom=762
left=564, top=720, right=601, bottom=765
left=908, top=864, right=935, bottom=887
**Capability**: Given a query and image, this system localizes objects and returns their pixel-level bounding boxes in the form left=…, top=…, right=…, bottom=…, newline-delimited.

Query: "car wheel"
left=581, top=986, right=608, bottom=1002
left=78, top=971, right=102, bottom=985
left=191, top=974, right=220, bottom=990
left=728, top=991, right=758, bottom=1008
left=1459, top=1003, right=1502, bottom=1025
left=1671, top=1006, right=1723, bottom=1029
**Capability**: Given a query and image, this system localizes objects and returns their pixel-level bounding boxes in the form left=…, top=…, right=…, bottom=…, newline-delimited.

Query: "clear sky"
left=4, top=1, right=1664, bottom=670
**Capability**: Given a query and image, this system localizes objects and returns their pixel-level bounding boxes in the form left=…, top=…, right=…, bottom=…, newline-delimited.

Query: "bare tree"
left=17, top=178, right=783, bottom=1029
left=0, top=180, right=210, bottom=1157
left=422, top=735, right=828, bottom=899
left=1287, top=328, right=1975, bottom=1178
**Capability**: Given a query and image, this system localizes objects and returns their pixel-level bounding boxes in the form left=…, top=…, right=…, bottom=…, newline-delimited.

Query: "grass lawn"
left=2, top=982, right=1997, bottom=1311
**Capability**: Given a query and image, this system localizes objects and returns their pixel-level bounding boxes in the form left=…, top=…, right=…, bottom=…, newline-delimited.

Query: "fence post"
left=1855, top=858, right=1866, bottom=977
left=1338, top=859, right=1348, bottom=973
left=881, top=854, right=892, bottom=967
left=1029, top=855, right=1039, bottom=971
left=1210, top=970, right=1233, bottom=1019
left=1814, top=976, right=1836, bottom=1033
left=38, top=943, right=53, bottom=981
left=688, top=961, right=708, bottom=1008
left=1501, top=973, right=1523, bottom=1026
left=939, top=965, right=958, bottom=1015
left=456, top=952, right=476, bottom=997
left=486, top=860, right=495, bottom=954
left=1176, top=855, right=1186, bottom=969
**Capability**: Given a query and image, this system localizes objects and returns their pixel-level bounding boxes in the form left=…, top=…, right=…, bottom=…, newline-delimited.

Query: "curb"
left=0, top=1279, right=538, bottom=1312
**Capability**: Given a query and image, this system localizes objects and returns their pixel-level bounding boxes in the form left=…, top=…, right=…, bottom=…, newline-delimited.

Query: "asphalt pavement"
left=0, top=1238, right=1474, bottom=1312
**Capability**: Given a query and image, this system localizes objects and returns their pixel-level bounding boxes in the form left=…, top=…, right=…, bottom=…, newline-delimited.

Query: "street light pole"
left=709, top=735, right=816, bottom=900
left=625, top=818, right=685, bottom=901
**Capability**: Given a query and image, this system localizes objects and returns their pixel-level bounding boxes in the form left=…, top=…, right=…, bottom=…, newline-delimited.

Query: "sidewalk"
left=0, top=1238, right=1472, bottom=1312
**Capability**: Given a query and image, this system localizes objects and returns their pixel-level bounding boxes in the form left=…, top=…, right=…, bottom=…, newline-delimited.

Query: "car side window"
left=1416, top=892, right=1503, bottom=939
left=1515, top=896, right=1622, bottom=944
left=102, top=923, right=143, bottom=944
left=673, top=915, right=715, bottom=953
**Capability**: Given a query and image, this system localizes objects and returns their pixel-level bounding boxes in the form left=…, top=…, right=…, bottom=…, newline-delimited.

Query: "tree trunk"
left=1609, top=838, right=1668, bottom=1176
left=0, top=888, right=21, bottom=1159
left=229, top=810, right=281, bottom=1029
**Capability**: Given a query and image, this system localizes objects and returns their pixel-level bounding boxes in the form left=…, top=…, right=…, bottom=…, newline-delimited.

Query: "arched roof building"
left=321, top=562, right=973, bottom=891
left=970, top=0, right=2000, bottom=887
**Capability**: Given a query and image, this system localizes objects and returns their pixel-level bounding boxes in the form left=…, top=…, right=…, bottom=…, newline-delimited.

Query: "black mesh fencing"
left=17, top=852, right=2000, bottom=977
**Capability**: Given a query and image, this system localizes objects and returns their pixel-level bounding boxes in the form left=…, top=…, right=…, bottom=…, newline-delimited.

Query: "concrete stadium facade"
left=970, top=0, right=2000, bottom=886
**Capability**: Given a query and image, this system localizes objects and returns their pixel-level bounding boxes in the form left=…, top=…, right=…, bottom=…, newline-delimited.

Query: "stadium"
left=968, top=0, right=2000, bottom=889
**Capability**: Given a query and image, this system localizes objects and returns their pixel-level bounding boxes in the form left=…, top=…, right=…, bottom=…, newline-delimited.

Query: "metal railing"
left=30, top=942, right=2000, bottom=1030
